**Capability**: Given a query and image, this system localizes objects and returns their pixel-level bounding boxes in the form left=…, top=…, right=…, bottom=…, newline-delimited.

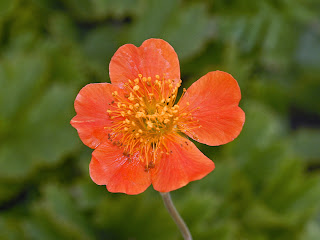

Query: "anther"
left=163, top=119, right=170, bottom=124
left=124, top=119, right=130, bottom=124
left=147, top=121, right=153, bottom=129
left=128, top=93, right=135, bottom=101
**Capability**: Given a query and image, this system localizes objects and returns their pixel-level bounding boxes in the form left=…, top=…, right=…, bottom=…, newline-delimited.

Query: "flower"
left=71, top=39, right=245, bottom=195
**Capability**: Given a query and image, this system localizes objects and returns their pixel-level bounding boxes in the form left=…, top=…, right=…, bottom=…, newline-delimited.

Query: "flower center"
left=106, top=74, right=199, bottom=170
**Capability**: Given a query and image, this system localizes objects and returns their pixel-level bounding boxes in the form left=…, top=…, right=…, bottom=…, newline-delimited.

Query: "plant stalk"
left=160, top=192, right=193, bottom=240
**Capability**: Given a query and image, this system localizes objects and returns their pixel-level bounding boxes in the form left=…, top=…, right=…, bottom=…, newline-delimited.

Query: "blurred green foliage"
left=0, top=0, right=320, bottom=239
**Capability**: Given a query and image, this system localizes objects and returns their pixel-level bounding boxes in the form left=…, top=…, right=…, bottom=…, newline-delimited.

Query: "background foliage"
left=1, top=0, right=320, bottom=239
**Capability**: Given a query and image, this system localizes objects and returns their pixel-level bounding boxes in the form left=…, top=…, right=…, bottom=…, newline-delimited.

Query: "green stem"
left=160, top=192, right=193, bottom=240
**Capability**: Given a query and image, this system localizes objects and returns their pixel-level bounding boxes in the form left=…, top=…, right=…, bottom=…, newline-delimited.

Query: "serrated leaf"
left=0, top=83, right=80, bottom=180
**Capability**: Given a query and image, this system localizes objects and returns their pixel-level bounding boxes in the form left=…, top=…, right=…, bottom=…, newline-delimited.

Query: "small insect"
left=123, top=151, right=130, bottom=157
left=148, top=161, right=155, bottom=169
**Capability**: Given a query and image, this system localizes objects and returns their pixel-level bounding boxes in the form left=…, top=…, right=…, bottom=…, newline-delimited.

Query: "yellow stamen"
left=105, top=74, right=200, bottom=167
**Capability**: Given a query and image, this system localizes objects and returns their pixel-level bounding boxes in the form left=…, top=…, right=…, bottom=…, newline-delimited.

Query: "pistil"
left=105, top=74, right=200, bottom=168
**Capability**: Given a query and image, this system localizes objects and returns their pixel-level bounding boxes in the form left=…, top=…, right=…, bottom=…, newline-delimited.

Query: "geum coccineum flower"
left=71, top=39, right=245, bottom=195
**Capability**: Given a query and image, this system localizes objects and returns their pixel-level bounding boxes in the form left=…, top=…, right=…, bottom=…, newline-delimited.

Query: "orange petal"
left=91, top=141, right=151, bottom=195
left=70, top=83, right=120, bottom=149
left=109, top=38, right=180, bottom=88
left=151, top=135, right=214, bottom=192
left=178, top=71, right=245, bottom=146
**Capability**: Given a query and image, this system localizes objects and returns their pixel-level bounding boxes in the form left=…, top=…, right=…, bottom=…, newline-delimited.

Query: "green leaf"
left=224, top=100, right=287, bottom=164
left=93, top=190, right=177, bottom=240
left=291, top=129, right=320, bottom=162
left=0, top=53, right=47, bottom=120
left=22, top=218, right=67, bottom=240
left=83, top=26, right=117, bottom=65
left=63, top=0, right=140, bottom=21
left=32, top=184, right=94, bottom=240
left=302, top=220, right=320, bottom=240
left=128, top=0, right=180, bottom=44
left=0, top=181, right=22, bottom=204
left=164, top=3, right=214, bottom=60
left=0, top=83, right=80, bottom=180
left=0, top=0, right=16, bottom=19
left=0, top=216, right=25, bottom=240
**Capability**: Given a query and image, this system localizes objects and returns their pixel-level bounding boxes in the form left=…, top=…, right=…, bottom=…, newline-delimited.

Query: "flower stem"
left=160, top=192, right=193, bottom=240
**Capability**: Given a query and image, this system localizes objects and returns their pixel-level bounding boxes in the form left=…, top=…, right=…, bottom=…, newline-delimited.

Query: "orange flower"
left=71, top=39, right=245, bottom=194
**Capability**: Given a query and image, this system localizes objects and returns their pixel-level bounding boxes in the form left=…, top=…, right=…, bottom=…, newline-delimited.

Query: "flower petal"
left=70, top=83, right=120, bottom=149
left=178, top=71, right=245, bottom=146
left=91, top=141, right=151, bottom=195
left=109, top=38, right=180, bottom=88
left=151, top=135, right=214, bottom=192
